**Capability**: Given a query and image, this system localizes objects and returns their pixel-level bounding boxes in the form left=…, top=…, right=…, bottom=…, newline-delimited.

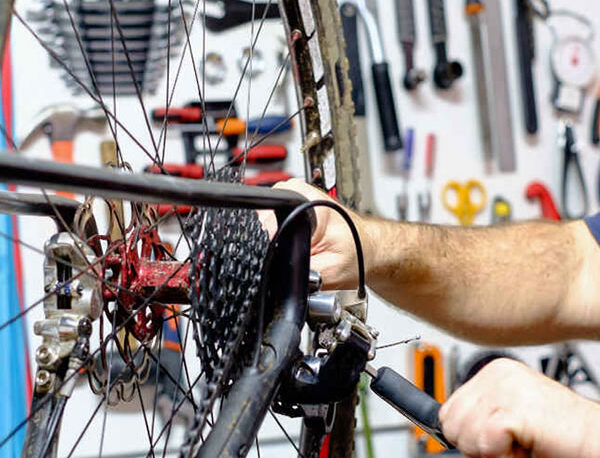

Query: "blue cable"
left=0, top=56, right=27, bottom=458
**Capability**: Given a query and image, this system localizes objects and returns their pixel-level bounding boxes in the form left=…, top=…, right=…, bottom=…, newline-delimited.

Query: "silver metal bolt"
left=36, top=345, right=51, bottom=364
left=36, top=370, right=53, bottom=392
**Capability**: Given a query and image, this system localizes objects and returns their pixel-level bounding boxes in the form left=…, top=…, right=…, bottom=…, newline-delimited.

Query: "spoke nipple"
left=302, top=131, right=321, bottom=151
left=290, top=29, right=303, bottom=43
left=303, top=96, right=314, bottom=108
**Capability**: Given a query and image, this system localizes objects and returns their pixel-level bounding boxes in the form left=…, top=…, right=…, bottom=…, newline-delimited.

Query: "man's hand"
left=269, top=179, right=369, bottom=289
left=439, top=358, right=600, bottom=458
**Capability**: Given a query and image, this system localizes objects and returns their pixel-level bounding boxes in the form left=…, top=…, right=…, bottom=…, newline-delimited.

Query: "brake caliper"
left=34, top=233, right=102, bottom=394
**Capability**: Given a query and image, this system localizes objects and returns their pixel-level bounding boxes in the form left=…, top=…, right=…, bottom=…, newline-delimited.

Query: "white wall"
left=7, top=0, right=600, bottom=457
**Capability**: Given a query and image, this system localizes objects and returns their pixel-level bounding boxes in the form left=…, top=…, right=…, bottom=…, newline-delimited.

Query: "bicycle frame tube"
left=0, top=155, right=307, bottom=211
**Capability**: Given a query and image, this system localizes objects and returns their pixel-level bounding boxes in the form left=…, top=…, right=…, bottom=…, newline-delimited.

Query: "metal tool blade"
left=483, top=0, right=516, bottom=172
left=467, top=8, right=493, bottom=172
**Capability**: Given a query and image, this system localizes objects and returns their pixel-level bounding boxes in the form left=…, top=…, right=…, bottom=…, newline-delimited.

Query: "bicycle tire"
left=0, top=0, right=12, bottom=63
left=3, top=0, right=362, bottom=455
left=280, top=0, right=360, bottom=456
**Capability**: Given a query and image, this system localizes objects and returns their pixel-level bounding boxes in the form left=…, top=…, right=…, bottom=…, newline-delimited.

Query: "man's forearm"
left=359, top=217, right=600, bottom=345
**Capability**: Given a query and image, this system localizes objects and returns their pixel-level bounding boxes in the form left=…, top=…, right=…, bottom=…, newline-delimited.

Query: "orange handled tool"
left=52, top=140, right=74, bottom=198
left=412, top=344, right=447, bottom=454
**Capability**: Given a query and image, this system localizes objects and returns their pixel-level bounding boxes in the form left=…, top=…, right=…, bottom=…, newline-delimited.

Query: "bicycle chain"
left=181, top=173, right=270, bottom=457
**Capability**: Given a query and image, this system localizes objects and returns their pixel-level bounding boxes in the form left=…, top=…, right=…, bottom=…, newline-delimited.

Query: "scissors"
left=441, top=180, right=487, bottom=226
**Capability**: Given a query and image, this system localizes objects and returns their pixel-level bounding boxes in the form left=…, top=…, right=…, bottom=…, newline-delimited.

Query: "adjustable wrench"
left=427, top=0, right=463, bottom=89
left=396, top=0, right=426, bottom=90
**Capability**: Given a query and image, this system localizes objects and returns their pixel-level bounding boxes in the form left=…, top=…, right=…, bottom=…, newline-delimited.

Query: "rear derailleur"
left=273, top=273, right=378, bottom=435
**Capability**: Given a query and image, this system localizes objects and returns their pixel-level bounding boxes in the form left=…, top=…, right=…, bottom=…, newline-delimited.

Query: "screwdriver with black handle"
left=365, top=364, right=454, bottom=449
left=515, top=0, right=538, bottom=134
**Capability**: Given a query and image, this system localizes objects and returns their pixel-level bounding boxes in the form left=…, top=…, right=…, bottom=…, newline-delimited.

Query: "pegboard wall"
left=6, top=0, right=600, bottom=457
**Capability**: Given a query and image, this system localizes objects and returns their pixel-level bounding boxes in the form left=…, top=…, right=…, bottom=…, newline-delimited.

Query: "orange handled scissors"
left=441, top=179, right=487, bottom=226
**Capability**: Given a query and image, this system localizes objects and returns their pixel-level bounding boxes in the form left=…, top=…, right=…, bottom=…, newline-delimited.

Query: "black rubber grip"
left=592, top=99, right=600, bottom=145
left=341, top=4, right=366, bottom=116
left=371, top=62, right=402, bottom=151
left=370, top=366, right=454, bottom=449
left=515, top=0, right=538, bottom=134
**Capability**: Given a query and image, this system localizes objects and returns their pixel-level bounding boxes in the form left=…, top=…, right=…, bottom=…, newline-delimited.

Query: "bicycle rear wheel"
left=1, top=0, right=361, bottom=456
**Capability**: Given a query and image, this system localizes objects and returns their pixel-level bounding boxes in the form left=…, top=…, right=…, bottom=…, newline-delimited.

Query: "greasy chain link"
left=181, top=170, right=270, bottom=456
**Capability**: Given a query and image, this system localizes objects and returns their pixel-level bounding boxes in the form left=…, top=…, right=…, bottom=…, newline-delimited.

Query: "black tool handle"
left=427, top=0, right=447, bottom=44
left=341, top=4, right=366, bottom=116
left=371, top=62, right=402, bottom=151
left=515, top=0, right=538, bottom=134
left=370, top=366, right=454, bottom=449
left=181, top=132, right=237, bottom=164
left=591, top=98, right=600, bottom=145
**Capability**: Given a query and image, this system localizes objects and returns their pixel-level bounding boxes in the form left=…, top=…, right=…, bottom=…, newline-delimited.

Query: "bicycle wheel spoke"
left=269, top=409, right=304, bottom=458
left=11, top=11, right=158, bottom=164
left=147, top=371, right=203, bottom=454
left=66, top=395, right=106, bottom=458
left=5, top=0, right=363, bottom=454
left=0, top=257, right=194, bottom=450
left=239, top=0, right=257, bottom=180
left=97, top=307, right=118, bottom=458
left=159, top=0, right=173, bottom=166
left=106, top=0, right=160, bottom=161
left=0, top=235, right=123, bottom=333
left=132, top=363, right=157, bottom=458
left=58, top=0, right=124, bottom=156
left=218, top=104, right=306, bottom=172
left=175, top=0, right=214, bottom=164
left=211, top=0, right=275, bottom=156
left=158, top=309, right=195, bottom=457
left=150, top=324, right=165, bottom=442
left=249, top=49, right=291, bottom=143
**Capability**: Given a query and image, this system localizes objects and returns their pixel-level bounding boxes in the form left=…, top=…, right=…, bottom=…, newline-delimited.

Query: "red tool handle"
left=245, top=170, right=293, bottom=186
left=525, top=181, right=561, bottom=221
left=151, top=106, right=203, bottom=124
left=231, top=144, right=288, bottom=163
left=425, top=133, right=436, bottom=179
left=155, top=171, right=293, bottom=216
left=145, top=163, right=204, bottom=179
left=156, top=204, right=194, bottom=217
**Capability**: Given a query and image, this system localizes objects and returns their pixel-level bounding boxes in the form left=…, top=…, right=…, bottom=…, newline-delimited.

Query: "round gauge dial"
left=551, top=36, right=596, bottom=87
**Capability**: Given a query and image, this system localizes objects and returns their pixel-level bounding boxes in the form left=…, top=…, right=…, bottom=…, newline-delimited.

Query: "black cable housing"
left=253, top=199, right=367, bottom=367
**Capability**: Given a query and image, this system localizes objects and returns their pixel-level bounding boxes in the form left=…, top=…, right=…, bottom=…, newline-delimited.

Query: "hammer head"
left=19, top=104, right=106, bottom=150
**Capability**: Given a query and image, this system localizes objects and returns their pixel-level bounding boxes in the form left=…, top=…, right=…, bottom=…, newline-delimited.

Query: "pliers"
left=201, top=0, right=280, bottom=32
left=559, top=121, right=588, bottom=220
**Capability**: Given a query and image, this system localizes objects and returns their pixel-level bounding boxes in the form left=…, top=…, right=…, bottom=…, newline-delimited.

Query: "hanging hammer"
left=19, top=105, right=107, bottom=198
